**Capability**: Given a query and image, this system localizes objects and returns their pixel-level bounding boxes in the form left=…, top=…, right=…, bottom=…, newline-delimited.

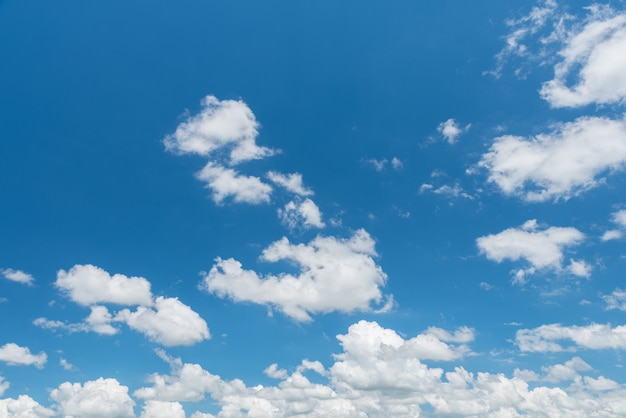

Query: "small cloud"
left=479, top=282, right=494, bottom=291
left=60, top=358, right=75, bottom=371
left=363, top=158, right=388, bottom=172
left=437, top=119, right=471, bottom=144
left=1, top=268, right=34, bottom=285
left=391, top=157, right=403, bottom=170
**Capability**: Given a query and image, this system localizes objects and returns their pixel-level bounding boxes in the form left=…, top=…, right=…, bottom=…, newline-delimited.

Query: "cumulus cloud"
left=43, top=265, right=210, bottom=346
left=267, top=171, right=313, bottom=196
left=195, top=162, right=272, bottom=205
left=0, top=268, right=34, bottom=285
left=202, top=229, right=389, bottom=322
left=603, top=289, right=626, bottom=311
left=115, top=297, right=210, bottom=346
left=163, top=95, right=274, bottom=165
left=0, top=343, right=47, bottom=368
left=50, top=378, right=135, bottom=418
left=477, top=219, right=588, bottom=277
left=540, top=5, right=626, bottom=107
left=437, top=118, right=471, bottom=144
left=130, top=320, right=626, bottom=417
left=140, top=400, right=186, bottom=418
left=55, top=264, right=153, bottom=307
left=277, top=198, right=325, bottom=230
left=516, top=322, right=626, bottom=352
left=0, top=395, right=54, bottom=417
left=478, top=116, right=626, bottom=202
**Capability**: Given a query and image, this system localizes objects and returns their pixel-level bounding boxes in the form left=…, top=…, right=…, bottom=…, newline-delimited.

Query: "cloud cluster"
left=477, top=219, right=589, bottom=279
left=602, top=209, right=626, bottom=241
left=202, top=230, right=389, bottom=321
left=36, top=265, right=209, bottom=346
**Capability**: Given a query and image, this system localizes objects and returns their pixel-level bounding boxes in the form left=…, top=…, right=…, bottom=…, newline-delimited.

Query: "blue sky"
left=2, top=0, right=626, bottom=416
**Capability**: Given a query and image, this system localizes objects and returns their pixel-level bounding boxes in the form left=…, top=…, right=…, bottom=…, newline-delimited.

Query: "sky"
left=1, top=0, right=626, bottom=416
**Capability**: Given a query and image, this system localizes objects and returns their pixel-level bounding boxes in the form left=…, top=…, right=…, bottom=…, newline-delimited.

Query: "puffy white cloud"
left=603, top=289, right=626, bottom=311
left=115, top=296, right=210, bottom=346
left=60, top=358, right=74, bottom=371
left=163, top=95, right=274, bottom=165
left=55, top=264, right=153, bottom=307
left=140, top=400, right=186, bottom=418
left=277, top=198, right=325, bottom=230
left=0, top=343, right=46, bottom=368
left=478, top=116, right=626, bottom=202
left=131, top=320, right=626, bottom=417
left=477, top=220, right=587, bottom=276
left=540, top=6, right=626, bottom=107
left=437, top=118, right=470, bottom=144
left=50, top=377, right=135, bottom=418
left=613, top=209, right=626, bottom=228
left=0, top=395, right=54, bottom=417
left=391, top=157, right=403, bottom=170
left=0, top=268, right=33, bottom=285
left=267, top=171, right=313, bottom=196
left=202, top=229, right=389, bottom=321
left=516, top=323, right=626, bottom=352
left=195, top=162, right=272, bottom=205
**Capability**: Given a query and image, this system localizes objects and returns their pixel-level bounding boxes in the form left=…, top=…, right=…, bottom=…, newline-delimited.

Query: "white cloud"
left=0, top=395, right=54, bottom=417
left=50, top=378, right=135, bottom=418
left=277, top=198, right=325, bottom=230
left=540, top=6, right=626, bottom=107
left=603, top=209, right=626, bottom=241
left=0, top=268, right=34, bottom=285
left=478, top=116, right=626, bottom=202
left=131, top=320, right=626, bottom=417
left=115, top=296, right=210, bottom=346
left=420, top=182, right=474, bottom=200
left=202, top=229, right=389, bottom=322
left=34, top=306, right=120, bottom=336
left=516, top=322, right=626, bottom=352
left=603, top=289, right=626, bottom=311
left=55, top=264, right=153, bottom=307
left=613, top=209, right=626, bottom=228
left=602, top=230, right=623, bottom=241
left=477, top=220, right=587, bottom=276
left=0, top=343, right=47, bottom=368
left=267, top=171, right=313, bottom=196
left=490, top=0, right=559, bottom=77
left=0, top=377, right=8, bottom=397
left=163, top=95, right=274, bottom=165
left=364, top=158, right=388, bottom=172
left=437, top=118, right=470, bottom=144
left=195, top=162, right=272, bottom=205
left=391, top=157, right=403, bottom=170
left=140, top=401, right=186, bottom=418
left=60, top=358, right=74, bottom=371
